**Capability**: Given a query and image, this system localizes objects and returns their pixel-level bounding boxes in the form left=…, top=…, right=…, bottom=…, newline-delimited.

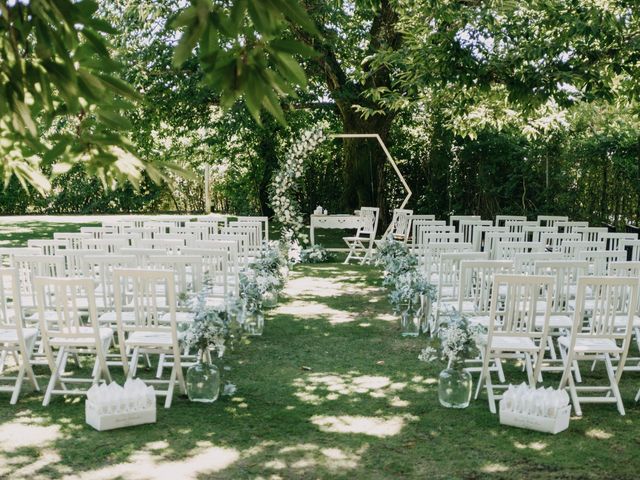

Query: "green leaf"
left=96, top=73, right=142, bottom=101
left=269, top=39, right=318, bottom=58
left=264, top=0, right=320, bottom=37
left=273, top=52, right=307, bottom=88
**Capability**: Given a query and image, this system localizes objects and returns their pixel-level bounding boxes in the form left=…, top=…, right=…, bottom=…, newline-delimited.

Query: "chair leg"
left=604, top=353, right=625, bottom=416
left=10, top=363, right=26, bottom=405
left=156, top=354, right=166, bottom=378
left=128, top=347, right=140, bottom=379
left=164, top=365, right=177, bottom=408
left=43, top=347, right=66, bottom=407
left=566, top=370, right=582, bottom=416
left=495, top=358, right=506, bottom=383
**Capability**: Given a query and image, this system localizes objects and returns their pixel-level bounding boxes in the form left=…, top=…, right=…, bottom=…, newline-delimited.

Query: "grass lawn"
left=0, top=220, right=639, bottom=479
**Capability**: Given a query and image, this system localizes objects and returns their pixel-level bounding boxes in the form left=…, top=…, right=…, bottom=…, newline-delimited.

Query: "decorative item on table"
left=314, top=205, right=325, bottom=215
left=499, top=383, right=571, bottom=434
left=419, top=311, right=484, bottom=409
left=85, top=379, right=156, bottom=431
left=388, top=270, right=435, bottom=337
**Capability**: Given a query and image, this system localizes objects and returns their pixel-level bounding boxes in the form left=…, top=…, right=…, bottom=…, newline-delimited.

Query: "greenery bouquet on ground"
left=419, top=311, right=485, bottom=368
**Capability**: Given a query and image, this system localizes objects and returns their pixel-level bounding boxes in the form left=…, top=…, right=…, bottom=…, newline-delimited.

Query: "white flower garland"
left=270, top=123, right=328, bottom=244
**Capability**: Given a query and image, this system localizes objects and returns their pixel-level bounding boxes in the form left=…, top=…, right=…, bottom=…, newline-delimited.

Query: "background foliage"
left=1, top=0, right=639, bottom=228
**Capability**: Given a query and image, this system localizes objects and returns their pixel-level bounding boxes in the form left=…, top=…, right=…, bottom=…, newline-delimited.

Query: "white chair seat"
left=613, top=315, right=640, bottom=328
left=0, top=327, right=38, bottom=343
left=125, top=331, right=172, bottom=347
left=50, top=327, right=113, bottom=346
left=436, top=300, right=476, bottom=313
left=98, top=311, right=138, bottom=324
left=468, top=315, right=490, bottom=327
left=557, top=335, right=622, bottom=353
left=490, top=335, right=537, bottom=351
left=161, top=311, right=195, bottom=323
left=535, top=314, right=573, bottom=329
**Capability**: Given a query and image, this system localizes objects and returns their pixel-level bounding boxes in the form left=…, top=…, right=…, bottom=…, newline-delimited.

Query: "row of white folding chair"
left=475, top=273, right=639, bottom=415
left=407, top=217, right=441, bottom=245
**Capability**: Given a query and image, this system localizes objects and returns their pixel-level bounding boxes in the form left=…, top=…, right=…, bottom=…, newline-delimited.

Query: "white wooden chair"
left=471, top=225, right=507, bottom=252
left=522, top=225, right=555, bottom=243
left=449, top=215, right=481, bottom=231
left=459, top=219, right=492, bottom=245
left=82, top=238, right=128, bottom=253
left=53, top=232, right=91, bottom=249
left=408, top=218, right=444, bottom=246
left=113, top=269, right=185, bottom=408
left=344, top=207, right=379, bottom=264
left=0, top=268, right=39, bottom=403
left=34, top=276, right=113, bottom=406
left=477, top=274, right=553, bottom=413
left=0, top=247, right=41, bottom=267
left=540, top=233, right=582, bottom=252
left=495, top=241, right=544, bottom=260
left=558, top=276, right=639, bottom=416
left=577, top=250, right=627, bottom=275
left=27, top=239, right=67, bottom=256
left=537, top=215, right=569, bottom=228
left=484, top=232, right=525, bottom=259
left=602, top=232, right=637, bottom=251
left=504, top=220, right=537, bottom=234
left=137, top=238, right=185, bottom=255
left=556, top=221, right=589, bottom=234
left=182, top=248, right=229, bottom=301
left=385, top=209, right=413, bottom=241
left=534, top=260, right=589, bottom=366
left=620, top=239, right=640, bottom=261
left=575, top=226, right=608, bottom=243
left=459, top=260, right=514, bottom=327
left=495, top=215, right=527, bottom=227
left=237, top=216, right=269, bottom=243
left=561, top=240, right=606, bottom=259
left=514, top=252, right=564, bottom=274
left=13, top=254, right=66, bottom=310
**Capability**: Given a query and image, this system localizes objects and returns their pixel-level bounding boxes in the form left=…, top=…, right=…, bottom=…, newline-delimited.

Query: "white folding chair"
left=602, top=232, right=637, bottom=251
left=484, top=232, right=525, bottom=259
left=449, top=215, right=481, bottom=231
left=34, top=276, right=113, bottom=406
left=561, top=240, right=606, bottom=259
left=459, top=219, right=492, bottom=245
left=237, top=216, right=269, bottom=243
left=495, top=241, right=544, bottom=260
left=504, top=220, right=537, bottom=234
left=477, top=274, right=554, bottom=413
left=344, top=207, right=379, bottom=264
left=495, top=215, right=527, bottom=227
left=0, top=247, right=41, bottom=267
left=558, top=276, right=639, bottom=416
left=27, top=239, right=67, bottom=256
left=556, top=221, right=589, bottom=234
left=113, top=269, right=186, bottom=408
left=13, top=254, right=66, bottom=310
left=385, top=209, right=413, bottom=241
left=0, top=268, right=39, bottom=403
left=575, top=226, right=608, bottom=243
left=621, top=239, right=640, bottom=261
left=537, top=215, right=569, bottom=228
left=514, top=252, right=564, bottom=274
left=540, top=233, right=582, bottom=252
left=53, top=232, right=91, bottom=249
left=522, top=225, right=555, bottom=243
left=577, top=250, right=627, bottom=275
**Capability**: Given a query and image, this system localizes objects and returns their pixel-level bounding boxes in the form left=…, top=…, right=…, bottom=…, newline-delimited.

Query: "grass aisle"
left=0, top=262, right=639, bottom=479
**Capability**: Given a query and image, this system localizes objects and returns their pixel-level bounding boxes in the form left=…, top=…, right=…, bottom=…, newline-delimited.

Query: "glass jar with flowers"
left=239, top=273, right=265, bottom=336
left=418, top=311, right=484, bottom=408
left=388, top=271, right=436, bottom=337
left=183, top=316, right=225, bottom=403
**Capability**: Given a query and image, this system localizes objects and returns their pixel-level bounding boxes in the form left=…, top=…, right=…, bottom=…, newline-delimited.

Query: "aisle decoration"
left=184, top=294, right=240, bottom=403
left=374, top=236, right=435, bottom=336
left=419, top=311, right=484, bottom=409
left=270, top=123, right=328, bottom=245
left=85, top=379, right=156, bottom=431
left=500, top=383, right=571, bottom=434
left=300, top=244, right=332, bottom=263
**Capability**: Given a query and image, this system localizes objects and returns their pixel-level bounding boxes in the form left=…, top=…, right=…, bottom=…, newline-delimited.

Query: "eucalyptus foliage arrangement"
left=374, top=235, right=435, bottom=315
left=185, top=290, right=245, bottom=356
left=270, top=124, right=328, bottom=245
left=419, top=311, right=485, bottom=367
left=300, top=244, right=331, bottom=264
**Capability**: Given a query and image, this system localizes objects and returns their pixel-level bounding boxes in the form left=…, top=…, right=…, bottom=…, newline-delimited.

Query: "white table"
left=310, top=214, right=363, bottom=249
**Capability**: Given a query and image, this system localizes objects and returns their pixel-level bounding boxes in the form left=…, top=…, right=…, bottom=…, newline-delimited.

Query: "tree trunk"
left=341, top=112, right=393, bottom=228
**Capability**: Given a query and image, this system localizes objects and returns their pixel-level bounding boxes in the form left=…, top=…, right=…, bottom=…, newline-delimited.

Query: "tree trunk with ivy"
left=299, top=0, right=401, bottom=228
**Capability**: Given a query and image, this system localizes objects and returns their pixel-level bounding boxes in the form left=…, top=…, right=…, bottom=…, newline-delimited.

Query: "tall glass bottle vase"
left=186, top=350, right=221, bottom=403
left=400, top=294, right=421, bottom=337
left=244, top=309, right=264, bottom=336
left=438, top=361, right=472, bottom=409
